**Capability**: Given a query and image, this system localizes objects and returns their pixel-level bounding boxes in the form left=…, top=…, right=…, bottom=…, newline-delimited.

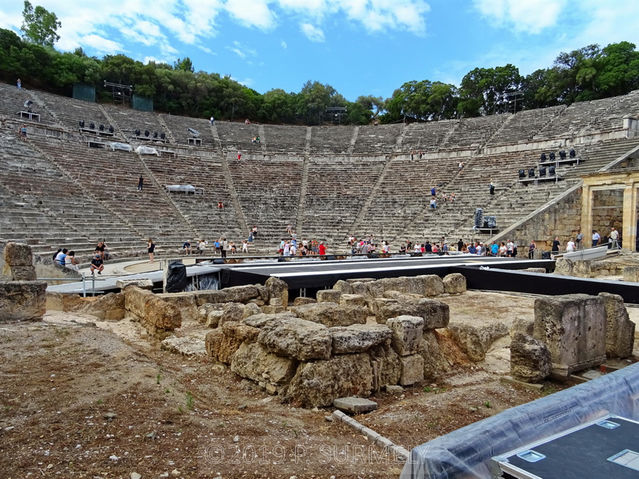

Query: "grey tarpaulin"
left=400, top=363, right=639, bottom=478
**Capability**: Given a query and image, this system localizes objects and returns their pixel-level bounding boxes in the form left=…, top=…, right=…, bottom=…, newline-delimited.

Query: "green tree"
left=174, top=57, right=194, bottom=73
left=20, top=0, right=61, bottom=47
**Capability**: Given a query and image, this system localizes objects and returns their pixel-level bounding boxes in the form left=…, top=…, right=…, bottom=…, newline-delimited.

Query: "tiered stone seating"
left=532, top=96, right=628, bottom=141
left=102, top=104, right=168, bottom=142
left=301, top=157, right=385, bottom=243
left=228, top=158, right=303, bottom=244
left=486, top=106, right=565, bottom=146
left=0, top=83, right=57, bottom=126
left=145, top=153, right=244, bottom=244
left=401, top=121, right=457, bottom=153
left=28, top=136, right=193, bottom=250
left=36, top=90, right=112, bottom=134
left=441, top=115, right=507, bottom=150
left=357, top=157, right=458, bottom=241
left=587, top=91, right=639, bottom=133
left=309, top=126, right=355, bottom=154
left=399, top=150, right=563, bottom=242
left=161, top=114, right=217, bottom=147
left=561, top=138, right=639, bottom=178
left=0, top=130, right=142, bottom=258
left=353, top=124, right=402, bottom=153
left=261, top=125, right=308, bottom=153
left=215, top=121, right=262, bottom=153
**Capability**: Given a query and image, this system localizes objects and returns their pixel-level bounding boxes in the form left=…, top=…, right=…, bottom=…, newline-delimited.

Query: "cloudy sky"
left=1, top=0, right=638, bottom=100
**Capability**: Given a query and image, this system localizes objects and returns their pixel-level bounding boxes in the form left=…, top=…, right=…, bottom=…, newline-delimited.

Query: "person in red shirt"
left=318, top=242, right=326, bottom=255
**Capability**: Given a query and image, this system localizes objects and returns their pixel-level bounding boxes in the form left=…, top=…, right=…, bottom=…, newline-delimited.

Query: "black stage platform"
left=218, top=255, right=639, bottom=303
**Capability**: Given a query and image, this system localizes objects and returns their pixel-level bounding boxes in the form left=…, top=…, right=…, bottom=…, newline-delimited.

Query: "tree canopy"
left=0, top=17, right=638, bottom=126
left=20, top=1, right=61, bottom=47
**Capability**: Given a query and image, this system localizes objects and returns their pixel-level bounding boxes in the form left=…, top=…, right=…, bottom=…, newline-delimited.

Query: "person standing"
left=489, top=181, right=495, bottom=195
left=566, top=238, right=576, bottom=252
left=551, top=236, right=560, bottom=255
left=610, top=227, right=619, bottom=249
left=575, top=230, right=584, bottom=250
left=528, top=240, right=536, bottom=259
left=319, top=242, right=326, bottom=256
left=592, top=230, right=601, bottom=247
left=147, top=238, right=155, bottom=263
left=17, top=78, right=21, bottom=89
left=137, top=175, right=144, bottom=191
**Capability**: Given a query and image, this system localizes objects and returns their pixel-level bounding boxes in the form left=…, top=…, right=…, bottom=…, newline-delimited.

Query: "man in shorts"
left=90, top=253, right=104, bottom=275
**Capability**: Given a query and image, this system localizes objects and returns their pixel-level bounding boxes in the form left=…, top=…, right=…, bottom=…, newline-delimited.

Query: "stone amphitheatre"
left=1, top=82, right=639, bottom=478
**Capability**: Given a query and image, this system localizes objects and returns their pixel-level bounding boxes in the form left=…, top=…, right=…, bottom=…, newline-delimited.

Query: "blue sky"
left=1, top=1, right=638, bottom=101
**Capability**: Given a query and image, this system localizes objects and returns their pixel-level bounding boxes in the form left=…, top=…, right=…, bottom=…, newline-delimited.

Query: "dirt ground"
left=1, top=291, right=636, bottom=479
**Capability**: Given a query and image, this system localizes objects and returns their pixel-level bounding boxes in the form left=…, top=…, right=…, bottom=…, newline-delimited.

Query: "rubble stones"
left=80, top=292, right=125, bottom=321
left=329, top=324, right=392, bottom=354
left=420, top=331, right=451, bottom=379
left=190, top=285, right=261, bottom=306
left=443, top=273, right=466, bottom=294
left=332, top=280, right=353, bottom=294
left=243, top=312, right=297, bottom=328
left=510, top=332, right=551, bottom=383
left=598, top=292, right=635, bottom=358
left=205, top=321, right=259, bottom=364
left=257, top=317, right=332, bottom=361
left=0, top=281, right=46, bottom=321
left=284, top=353, right=373, bottom=407
left=386, top=316, right=424, bottom=356
left=124, top=286, right=181, bottom=338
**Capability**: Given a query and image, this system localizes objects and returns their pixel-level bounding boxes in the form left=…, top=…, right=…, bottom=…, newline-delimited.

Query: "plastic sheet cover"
left=135, top=145, right=158, bottom=155
left=109, top=142, right=132, bottom=152
left=400, top=363, right=639, bottom=479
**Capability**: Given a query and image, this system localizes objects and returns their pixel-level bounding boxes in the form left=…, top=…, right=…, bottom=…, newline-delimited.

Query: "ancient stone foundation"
left=200, top=274, right=461, bottom=407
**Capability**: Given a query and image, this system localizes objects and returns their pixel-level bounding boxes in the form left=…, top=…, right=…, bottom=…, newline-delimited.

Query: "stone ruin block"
left=387, top=315, right=424, bottom=356
left=374, top=298, right=449, bottom=329
left=332, top=279, right=353, bottom=294
left=265, top=277, right=288, bottom=306
left=447, top=322, right=509, bottom=362
left=369, top=344, right=401, bottom=391
left=0, top=281, right=47, bottom=321
left=284, top=353, right=373, bottom=408
left=443, top=273, right=466, bottom=294
left=420, top=331, right=451, bottom=380
left=257, top=316, right=332, bottom=361
left=293, top=296, right=316, bottom=306
left=2, top=242, right=36, bottom=281
left=205, top=320, right=259, bottom=364
left=510, top=332, right=552, bottom=383
left=231, top=342, right=297, bottom=394
left=191, top=285, right=262, bottom=306
left=158, top=292, right=199, bottom=322
left=124, top=286, right=181, bottom=338
left=316, top=289, right=342, bottom=303
left=329, top=324, right=392, bottom=354
left=533, top=294, right=606, bottom=376
left=339, top=293, right=368, bottom=309
left=623, top=265, right=639, bottom=282
left=416, top=274, right=445, bottom=297
left=290, top=302, right=366, bottom=327
left=599, top=292, right=635, bottom=358
left=116, top=279, right=153, bottom=290
left=399, top=354, right=424, bottom=386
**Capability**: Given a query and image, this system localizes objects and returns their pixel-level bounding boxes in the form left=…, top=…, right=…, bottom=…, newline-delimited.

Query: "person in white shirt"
left=566, top=238, right=576, bottom=252
left=610, top=227, right=619, bottom=249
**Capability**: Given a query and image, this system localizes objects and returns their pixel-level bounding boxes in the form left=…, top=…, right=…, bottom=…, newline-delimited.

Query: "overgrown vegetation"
left=2, top=2, right=638, bottom=125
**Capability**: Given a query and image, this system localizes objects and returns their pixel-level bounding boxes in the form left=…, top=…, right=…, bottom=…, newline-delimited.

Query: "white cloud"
left=300, top=23, right=325, bottom=42
left=281, top=40, right=287, bottom=49
left=227, top=40, right=257, bottom=59
left=80, top=34, right=122, bottom=54
left=225, top=0, right=277, bottom=30
left=473, top=0, right=566, bottom=33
